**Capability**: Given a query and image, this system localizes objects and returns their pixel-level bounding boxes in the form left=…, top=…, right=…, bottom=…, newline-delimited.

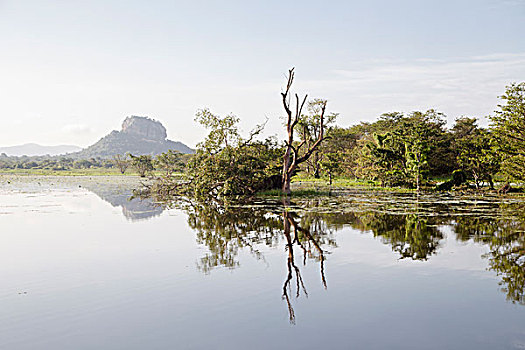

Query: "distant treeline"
left=0, top=151, right=191, bottom=175
left=0, top=154, right=115, bottom=170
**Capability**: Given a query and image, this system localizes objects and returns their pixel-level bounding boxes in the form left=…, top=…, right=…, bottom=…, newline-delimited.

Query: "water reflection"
left=161, top=193, right=525, bottom=315
left=81, top=182, right=164, bottom=221
left=348, top=212, right=443, bottom=260
left=453, top=203, right=525, bottom=305
left=178, top=198, right=335, bottom=323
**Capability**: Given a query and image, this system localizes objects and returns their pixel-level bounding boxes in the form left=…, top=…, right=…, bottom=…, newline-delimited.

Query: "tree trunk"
left=488, top=176, right=494, bottom=190
left=314, top=166, right=320, bottom=179
left=282, top=171, right=292, bottom=195
left=416, top=164, right=420, bottom=192
left=280, top=67, right=327, bottom=196
left=282, top=145, right=292, bottom=195
left=474, top=175, right=480, bottom=189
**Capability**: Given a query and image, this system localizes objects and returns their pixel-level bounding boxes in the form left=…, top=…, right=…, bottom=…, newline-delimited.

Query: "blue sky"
left=1, top=0, right=524, bottom=147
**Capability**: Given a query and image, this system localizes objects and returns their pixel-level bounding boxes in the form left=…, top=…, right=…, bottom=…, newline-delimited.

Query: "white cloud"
left=61, top=124, right=93, bottom=135
left=299, top=53, right=525, bottom=127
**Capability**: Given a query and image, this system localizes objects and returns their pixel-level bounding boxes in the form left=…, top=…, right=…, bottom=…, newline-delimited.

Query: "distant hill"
left=72, top=116, right=194, bottom=158
left=0, top=143, right=82, bottom=156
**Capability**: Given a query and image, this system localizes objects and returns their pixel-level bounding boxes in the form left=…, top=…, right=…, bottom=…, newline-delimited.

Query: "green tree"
left=356, top=132, right=404, bottom=186
left=397, top=110, right=446, bottom=191
left=489, top=82, right=525, bottom=182
left=183, top=109, right=281, bottom=198
left=112, top=154, right=129, bottom=174
left=129, top=154, right=154, bottom=177
left=454, top=118, right=500, bottom=189
left=154, top=150, right=184, bottom=178
left=354, top=110, right=447, bottom=189
left=320, top=126, right=360, bottom=177
left=320, top=152, right=341, bottom=185
left=297, top=99, right=338, bottom=178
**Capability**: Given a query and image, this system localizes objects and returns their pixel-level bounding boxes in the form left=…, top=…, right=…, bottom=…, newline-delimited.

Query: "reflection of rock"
left=81, top=181, right=163, bottom=221
left=120, top=197, right=164, bottom=221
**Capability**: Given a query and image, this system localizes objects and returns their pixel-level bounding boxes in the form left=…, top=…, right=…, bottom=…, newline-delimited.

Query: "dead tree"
left=281, top=68, right=327, bottom=195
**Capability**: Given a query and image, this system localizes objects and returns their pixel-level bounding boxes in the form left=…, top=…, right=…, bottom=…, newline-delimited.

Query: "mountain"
left=0, top=143, right=82, bottom=156
left=72, top=116, right=194, bottom=158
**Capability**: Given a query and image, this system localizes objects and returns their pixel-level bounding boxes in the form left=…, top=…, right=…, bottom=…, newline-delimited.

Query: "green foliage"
left=112, top=154, right=129, bottom=174
left=296, top=99, right=338, bottom=177
left=319, top=126, right=359, bottom=177
left=0, top=155, right=115, bottom=171
left=8, top=81, right=519, bottom=192
left=354, top=110, right=446, bottom=189
left=194, top=108, right=241, bottom=153
left=454, top=118, right=500, bottom=188
left=154, top=150, right=185, bottom=177
left=129, top=154, right=154, bottom=177
left=356, top=132, right=404, bottom=187
left=490, top=82, right=525, bottom=182
left=319, top=152, right=341, bottom=185
left=179, top=109, right=282, bottom=198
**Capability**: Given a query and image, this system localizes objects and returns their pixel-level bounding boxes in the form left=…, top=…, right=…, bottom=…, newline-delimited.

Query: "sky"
left=0, top=0, right=524, bottom=148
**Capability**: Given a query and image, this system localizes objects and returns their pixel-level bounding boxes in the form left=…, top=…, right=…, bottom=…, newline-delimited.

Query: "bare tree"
left=281, top=68, right=328, bottom=195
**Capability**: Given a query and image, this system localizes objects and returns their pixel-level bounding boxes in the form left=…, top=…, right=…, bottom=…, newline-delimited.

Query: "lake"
left=1, top=176, right=524, bottom=350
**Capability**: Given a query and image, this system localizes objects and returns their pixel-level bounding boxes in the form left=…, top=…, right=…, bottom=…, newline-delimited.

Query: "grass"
left=0, top=168, right=123, bottom=176
left=3, top=169, right=520, bottom=196
left=291, top=176, right=416, bottom=192
left=0, top=168, right=174, bottom=177
left=257, top=176, right=417, bottom=197
left=257, top=188, right=333, bottom=197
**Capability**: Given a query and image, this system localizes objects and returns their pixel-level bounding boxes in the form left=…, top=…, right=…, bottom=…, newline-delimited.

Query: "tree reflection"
left=144, top=190, right=525, bottom=315
left=179, top=198, right=335, bottom=323
left=348, top=211, right=444, bottom=260
left=182, top=200, right=281, bottom=273
left=281, top=203, right=333, bottom=323
left=454, top=203, right=525, bottom=305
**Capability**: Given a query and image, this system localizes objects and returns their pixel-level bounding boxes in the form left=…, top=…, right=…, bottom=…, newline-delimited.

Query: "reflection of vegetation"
left=348, top=211, right=444, bottom=260
left=184, top=200, right=282, bottom=274
left=454, top=203, right=525, bottom=305
left=150, top=191, right=525, bottom=316
left=177, top=198, right=336, bottom=323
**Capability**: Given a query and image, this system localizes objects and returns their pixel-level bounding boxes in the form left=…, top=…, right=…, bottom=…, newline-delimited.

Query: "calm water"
left=0, top=176, right=524, bottom=350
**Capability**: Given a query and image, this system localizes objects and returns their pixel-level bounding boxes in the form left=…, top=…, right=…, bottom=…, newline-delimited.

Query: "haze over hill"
left=1, top=116, right=193, bottom=159
left=72, top=116, right=194, bottom=158
left=0, top=143, right=82, bottom=157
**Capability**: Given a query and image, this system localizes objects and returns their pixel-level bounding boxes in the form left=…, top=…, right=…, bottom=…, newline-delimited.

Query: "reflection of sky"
left=336, top=226, right=490, bottom=273
left=0, top=176, right=164, bottom=221
left=0, top=187, right=524, bottom=349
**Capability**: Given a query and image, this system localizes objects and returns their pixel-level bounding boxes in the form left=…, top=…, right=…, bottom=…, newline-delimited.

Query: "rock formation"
left=121, top=116, right=167, bottom=141
left=73, top=116, right=193, bottom=158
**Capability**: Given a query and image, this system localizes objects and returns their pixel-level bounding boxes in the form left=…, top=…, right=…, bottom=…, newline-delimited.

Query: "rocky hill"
left=73, top=116, right=193, bottom=158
